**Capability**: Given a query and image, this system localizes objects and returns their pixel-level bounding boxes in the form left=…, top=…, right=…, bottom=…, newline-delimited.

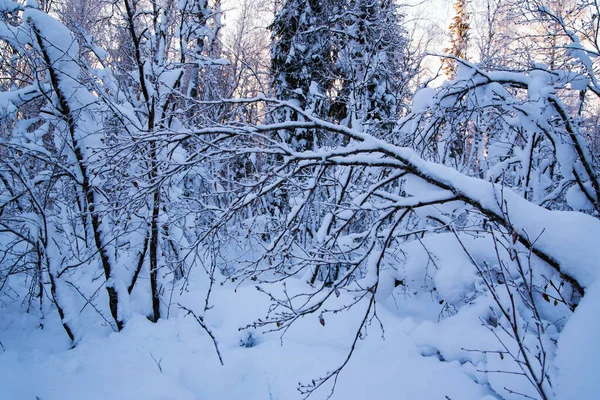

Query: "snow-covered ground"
left=1, top=2, right=599, bottom=400
left=3, top=265, right=597, bottom=400
left=0, top=273, right=497, bottom=400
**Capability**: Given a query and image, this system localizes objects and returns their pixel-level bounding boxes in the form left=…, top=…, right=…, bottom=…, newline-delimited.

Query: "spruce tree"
left=334, top=0, right=410, bottom=137
left=270, top=0, right=410, bottom=142
left=269, top=0, right=339, bottom=151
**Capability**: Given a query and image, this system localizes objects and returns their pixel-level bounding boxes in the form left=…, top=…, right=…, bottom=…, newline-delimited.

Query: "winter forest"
left=0, top=0, right=599, bottom=398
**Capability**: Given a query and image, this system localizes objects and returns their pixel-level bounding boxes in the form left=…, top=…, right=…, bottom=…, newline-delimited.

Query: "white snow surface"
left=0, top=272, right=499, bottom=400
left=555, top=280, right=600, bottom=400
left=4, top=249, right=596, bottom=400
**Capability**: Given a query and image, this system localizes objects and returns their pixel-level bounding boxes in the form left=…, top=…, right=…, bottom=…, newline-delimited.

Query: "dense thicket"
left=1, top=0, right=599, bottom=399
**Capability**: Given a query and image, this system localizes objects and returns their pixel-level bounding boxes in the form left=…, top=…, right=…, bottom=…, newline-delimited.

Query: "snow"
left=566, top=184, right=595, bottom=211
left=0, top=279, right=495, bottom=400
left=1, top=3, right=599, bottom=400
left=392, top=145, right=600, bottom=288
left=400, top=233, right=481, bottom=304
left=411, top=87, right=436, bottom=112
left=555, top=280, right=600, bottom=400
left=0, top=0, right=21, bottom=12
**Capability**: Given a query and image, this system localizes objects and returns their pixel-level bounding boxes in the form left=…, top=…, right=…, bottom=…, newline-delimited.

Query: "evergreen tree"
left=444, top=0, right=470, bottom=77
left=270, top=0, right=412, bottom=144
left=269, top=0, right=340, bottom=151
left=334, top=0, right=411, bottom=137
